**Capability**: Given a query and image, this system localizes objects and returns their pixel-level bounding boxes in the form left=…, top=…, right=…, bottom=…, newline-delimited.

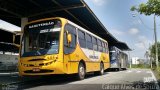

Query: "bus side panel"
left=64, top=44, right=96, bottom=74
left=101, top=53, right=110, bottom=70
left=120, top=53, right=128, bottom=69
left=63, top=51, right=79, bottom=74
left=79, top=45, right=110, bottom=72
left=64, top=44, right=82, bottom=74
left=80, top=48, right=100, bottom=72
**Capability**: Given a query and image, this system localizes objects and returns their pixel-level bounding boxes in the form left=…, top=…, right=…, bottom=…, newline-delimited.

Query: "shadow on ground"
left=15, top=72, right=109, bottom=90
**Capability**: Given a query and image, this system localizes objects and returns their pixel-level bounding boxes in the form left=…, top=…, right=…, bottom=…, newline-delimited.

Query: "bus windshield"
left=21, top=20, right=61, bottom=57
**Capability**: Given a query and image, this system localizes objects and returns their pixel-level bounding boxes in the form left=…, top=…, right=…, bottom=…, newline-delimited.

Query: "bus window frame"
left=78, top=29, right=86, bottom=48
left=64, top=24, right=77, bottom=54
left=92, top=36, right=98, bottom=51
left=21, top=19, right=62, bottom=57
left=97, top=39, right=102, bottom=52
left=105, top=43, right=109, bottom=53
left=86, top=33, right=93, bottom=50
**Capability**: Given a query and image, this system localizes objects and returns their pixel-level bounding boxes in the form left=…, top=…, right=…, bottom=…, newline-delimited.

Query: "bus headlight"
left=23, top=64, right=28, bottom=67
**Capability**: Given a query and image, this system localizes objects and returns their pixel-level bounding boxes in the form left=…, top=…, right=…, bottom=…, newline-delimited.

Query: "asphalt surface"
left=1, top=69, right=159, bottom=90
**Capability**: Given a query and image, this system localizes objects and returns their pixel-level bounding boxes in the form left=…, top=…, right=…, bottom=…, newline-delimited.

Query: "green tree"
left=131, top=0, right=160, bottom=16
left=150, top=42, right=160, bottom=61
left=131, top=0, right=160, bottom=68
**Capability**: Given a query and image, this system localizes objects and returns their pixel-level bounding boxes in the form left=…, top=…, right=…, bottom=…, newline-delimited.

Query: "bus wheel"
left=116, top=68, right=119, bottom=71
left=99, top=62, right=104, bottom=75
left=94, top=62, right=104, bottom=75
left=77, top=63, right=85, bottom=80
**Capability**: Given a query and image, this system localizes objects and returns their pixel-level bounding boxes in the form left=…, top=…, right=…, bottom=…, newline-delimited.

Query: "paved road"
left=3, top=69, right=159, bottom=90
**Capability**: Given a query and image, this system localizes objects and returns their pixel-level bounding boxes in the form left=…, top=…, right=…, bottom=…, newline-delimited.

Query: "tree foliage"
left=149, top=42, right=160, bottom=61
left=131, top=0, right=160, bottom=16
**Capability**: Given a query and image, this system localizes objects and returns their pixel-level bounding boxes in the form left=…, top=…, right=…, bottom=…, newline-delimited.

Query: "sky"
left=0, top=0, right=160, bottom=59
left=85, top=0, right=160, bottom=58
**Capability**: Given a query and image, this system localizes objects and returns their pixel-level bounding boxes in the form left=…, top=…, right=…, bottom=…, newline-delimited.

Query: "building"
left=131, top=57, right=140, bottom=65
left=0, top=28, right=20, bottom=71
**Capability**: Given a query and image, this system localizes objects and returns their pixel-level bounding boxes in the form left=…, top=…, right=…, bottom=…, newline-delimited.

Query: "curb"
left=0, top=72, right=19, bottom=76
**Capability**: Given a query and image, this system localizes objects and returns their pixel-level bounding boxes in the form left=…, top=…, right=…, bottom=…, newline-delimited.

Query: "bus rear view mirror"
left=13, top=43, right=20, bottom=48
left=67, top=33, right=72, bottom=46
left=65, top=30, right=72, bottom=45
left=13, top=34, right=20, bottom=48
left=13, top=34, right=15, bottom=44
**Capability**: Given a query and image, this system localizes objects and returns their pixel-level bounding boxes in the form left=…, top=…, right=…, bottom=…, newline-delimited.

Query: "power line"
left=132, top=13, right=153, bottom=30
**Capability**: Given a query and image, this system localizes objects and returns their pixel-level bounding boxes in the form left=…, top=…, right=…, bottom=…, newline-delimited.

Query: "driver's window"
left=64, top=24, right=77, bottom=54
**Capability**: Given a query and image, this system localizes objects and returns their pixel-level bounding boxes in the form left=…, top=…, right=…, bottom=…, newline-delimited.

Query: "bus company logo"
left=29, top=21, right=54, bottom=29
left=89, top=55, right=98, bottom=59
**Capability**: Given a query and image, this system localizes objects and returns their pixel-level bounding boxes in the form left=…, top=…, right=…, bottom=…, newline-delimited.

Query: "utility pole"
left=128, top=51, right=132, bottom=68
left=148, top=43, right=153, bottom=69
left=150, top=58, right=153, bottom=68
left=154, top=15, right=159, bottom=68
left=144, top=50, right=149, bottom=68
left=132, top=13, right=158, bottom=68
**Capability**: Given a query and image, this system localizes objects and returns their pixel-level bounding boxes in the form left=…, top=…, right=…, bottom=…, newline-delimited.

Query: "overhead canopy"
left=0, top=0, right=130, bottom=50
left=0, top=42, right=19, bottom=53
left=0, top=28, right=14, bottom=43
left=0, top=28, right=20, bottom=53
left=110, top=42, right=131, bottom=51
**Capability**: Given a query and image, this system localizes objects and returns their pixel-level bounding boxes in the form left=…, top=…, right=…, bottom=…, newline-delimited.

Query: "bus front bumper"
left=18, top=61, right=65, bottom=76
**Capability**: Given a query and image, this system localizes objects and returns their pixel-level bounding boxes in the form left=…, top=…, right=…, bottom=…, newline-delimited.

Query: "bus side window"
left=98, top=39, right=102, bottom=52
left=78, top=30, right=86, bottom=48
left=86, top=33, right=93, bottom=50
left=105, top=43, right=109, bottom=53
left=102, top=42, right=105, bottom=53
left=92, top=36, right=98, bottom=51
left=64, top=24, right=77, bottom=54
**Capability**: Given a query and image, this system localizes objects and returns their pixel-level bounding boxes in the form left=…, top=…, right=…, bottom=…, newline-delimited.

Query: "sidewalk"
left=0, top=71, right=41, bottom=84
left=0, top=76, right=20, bottom=85
left=0, top=72, right=19, bottom=76
left=0, top=71, right=20, bottom=84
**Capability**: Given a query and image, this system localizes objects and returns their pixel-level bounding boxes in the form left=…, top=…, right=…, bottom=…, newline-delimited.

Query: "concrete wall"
left=0, top=54, right=18, bottom=71
left=0, top=54, right=18, bottom=64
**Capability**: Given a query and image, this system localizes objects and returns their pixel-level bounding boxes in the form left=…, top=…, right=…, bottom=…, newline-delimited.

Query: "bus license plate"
left=33, top=68, right=40, bottom=72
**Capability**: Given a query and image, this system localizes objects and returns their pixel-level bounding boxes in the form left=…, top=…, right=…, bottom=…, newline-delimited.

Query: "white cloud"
left=138, top=36, right=147, bottom=41
left=134, top=42, right=145, bottom=49
left=132, top=19, right=142, bottom=25
left=134, top=35, right=152, bottom=50
left=89, top=0, right=106, bottom=6
left=128, top=28, right=139, bottom=35
left=111, top=29, right=125, bottom=36
left=138, top=36, right=152, bottom=45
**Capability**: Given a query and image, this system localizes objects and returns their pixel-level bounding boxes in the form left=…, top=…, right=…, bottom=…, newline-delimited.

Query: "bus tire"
left=77, top=62, right=85, bottom=80
left=115, top=68, right=120, bottom=71
left=95, top=62, right=104, bottom=75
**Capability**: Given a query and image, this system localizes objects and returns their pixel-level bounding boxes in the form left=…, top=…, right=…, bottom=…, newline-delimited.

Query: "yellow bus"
left=18, top=17, right=110, bottom=79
